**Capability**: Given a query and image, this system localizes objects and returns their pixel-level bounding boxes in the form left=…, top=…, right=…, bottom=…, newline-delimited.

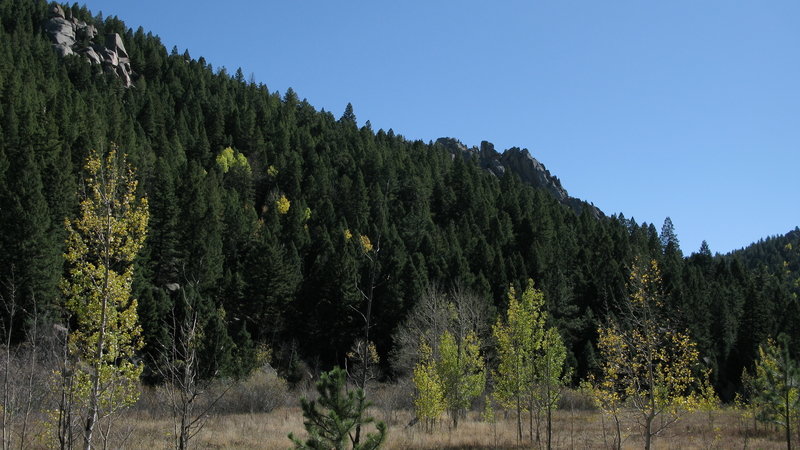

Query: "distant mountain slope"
left=436, top=138, right=602, bottom=218
left=730, top=227, right=800, bottom=297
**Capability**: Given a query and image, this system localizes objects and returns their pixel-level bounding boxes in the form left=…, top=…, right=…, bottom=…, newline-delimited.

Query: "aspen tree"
left=596, top=259, right=713, bottom=450
left=60, top=148, right=148, bottom=449
left=412, top=341, right=445, bottom=430
left=492, top=282, right=544, bottom=442
left=437, top=330, right=485, bottom=429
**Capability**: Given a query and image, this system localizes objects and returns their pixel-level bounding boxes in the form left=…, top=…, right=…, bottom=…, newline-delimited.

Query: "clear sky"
left=84, top=0, right=799, bottom=254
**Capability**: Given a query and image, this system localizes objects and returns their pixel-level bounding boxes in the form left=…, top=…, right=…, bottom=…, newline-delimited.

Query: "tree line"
left=0, top=0, right=798, bottom=414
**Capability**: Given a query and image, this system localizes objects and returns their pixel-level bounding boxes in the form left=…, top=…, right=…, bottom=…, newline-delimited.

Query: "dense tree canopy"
left=0, top=0, right=797, bottom=399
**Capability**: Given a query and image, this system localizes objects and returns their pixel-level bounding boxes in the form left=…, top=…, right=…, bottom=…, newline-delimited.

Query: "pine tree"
left=0, top=148, right=60, bottom=337
left=289, top=367, right=386, bottom=450
left=751, top=335, right=799, bottom=450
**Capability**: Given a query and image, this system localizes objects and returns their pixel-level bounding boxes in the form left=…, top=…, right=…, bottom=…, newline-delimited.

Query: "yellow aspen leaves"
left=412, top=341, right=446, bottom=426
left=593, top=258, right=715, bottom=450
left=359, top=234, right=373, bottom=253
left=59, top=147, right=149, bottom=445
left=215, top=147, right=251, bottom=174
left=276, top=194, right=290, bottom=214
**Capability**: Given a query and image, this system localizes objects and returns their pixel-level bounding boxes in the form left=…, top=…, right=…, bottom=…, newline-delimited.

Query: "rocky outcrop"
left=436, top=137, right=602, bottom=218
left=44, top=5, right=133, bottom=87
left=499, top=147, right=568, bottom=202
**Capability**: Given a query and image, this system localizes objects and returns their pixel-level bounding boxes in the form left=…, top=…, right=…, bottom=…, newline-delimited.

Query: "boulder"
left=101, top=47, right=118, bottom=67
left=45, top=17, right=75, bottom=47
left=49, top=4, right=65, bottom=19
left=83, top=24, right=97, bottom=40
left=105, top=33, right=129, bottom=59
left=79, top=46, right=102, bottom=64
left=52, top=43, right=74, bottom=57
left=75, top=21, right=96, bottom=40
left=116, top=64, right=132, bottom=87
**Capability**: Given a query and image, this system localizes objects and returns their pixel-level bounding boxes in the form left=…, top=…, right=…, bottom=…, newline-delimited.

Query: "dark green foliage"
left=750, top=334, right=800, bottom=449
left=0, top=0, right=796, bottom=399
left=289, top=367, right=386, bottom=450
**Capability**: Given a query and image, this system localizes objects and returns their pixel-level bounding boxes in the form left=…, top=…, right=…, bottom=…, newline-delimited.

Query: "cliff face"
left=44, top=4, right=134, bottom=87
left=436, top=137, right=602, bottom=218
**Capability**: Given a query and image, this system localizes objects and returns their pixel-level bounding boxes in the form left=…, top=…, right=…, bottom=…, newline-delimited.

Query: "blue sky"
left=85, top=1, right=799, bottom=254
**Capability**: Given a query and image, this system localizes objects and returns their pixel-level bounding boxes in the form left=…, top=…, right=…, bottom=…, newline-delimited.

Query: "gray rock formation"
left=75, top=21, right=96, bottom=41
left=79, top=46, right=102, bottom=65
left=52, top=43, right=74, bottom=57
left=43, top=11, right=134, bottom=87
left=50, top=4, right=65, bottom=19
left=435, top=137, right=602, bottom=218
left=105, top=33, right=128, bottom=59
left=499, top=147, right=568, bottom=203
left=45, top=17, right=75, bottom=47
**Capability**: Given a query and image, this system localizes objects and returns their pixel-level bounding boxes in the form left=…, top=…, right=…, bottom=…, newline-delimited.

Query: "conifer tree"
left=289, top=367, right=386, bottom=450
left=0, top=148, right=59, bottom=336
left=751, top=335, right=799, bottom=450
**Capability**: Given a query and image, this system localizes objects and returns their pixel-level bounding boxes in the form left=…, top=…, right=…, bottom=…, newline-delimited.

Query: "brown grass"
left=7, top=378, right=788, bottom=449
left=115, top=403, right=790, bottom=449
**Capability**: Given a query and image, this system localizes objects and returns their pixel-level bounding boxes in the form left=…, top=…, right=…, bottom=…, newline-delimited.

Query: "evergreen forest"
left=1, top=0, right=798, bottom=412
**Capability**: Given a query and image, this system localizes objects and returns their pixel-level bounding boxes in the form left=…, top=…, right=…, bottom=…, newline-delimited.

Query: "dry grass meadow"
left=3, top=369, right=790, bottom=449
left=117, top=405, right=789, bottom=449
left=111, top=383, right=791, bottom=450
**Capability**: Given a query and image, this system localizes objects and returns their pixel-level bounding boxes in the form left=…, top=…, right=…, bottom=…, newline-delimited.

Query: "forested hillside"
left=0, top=0, right=797, bottom=401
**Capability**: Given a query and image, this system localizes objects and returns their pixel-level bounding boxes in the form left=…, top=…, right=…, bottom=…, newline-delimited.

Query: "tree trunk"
left=547, top=398, right=552, bottom=450
left=545, top=377, right=553, bottom=450
left=86, top=221, right=113, bottom=450
left=2, top=312, right=11, bottom=450
left=58, top=329, right=74, bottom=450
left=354, top=233, right=379, bottom=446
left=20, top=303, right=39, bottom=450
left=515, top=396, right=522, bottom=443
left=528, top=397, right=534, bottom=442
left=644, top=412, right=654, bottom=450
left=785, top=389, right=791, bottom=450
